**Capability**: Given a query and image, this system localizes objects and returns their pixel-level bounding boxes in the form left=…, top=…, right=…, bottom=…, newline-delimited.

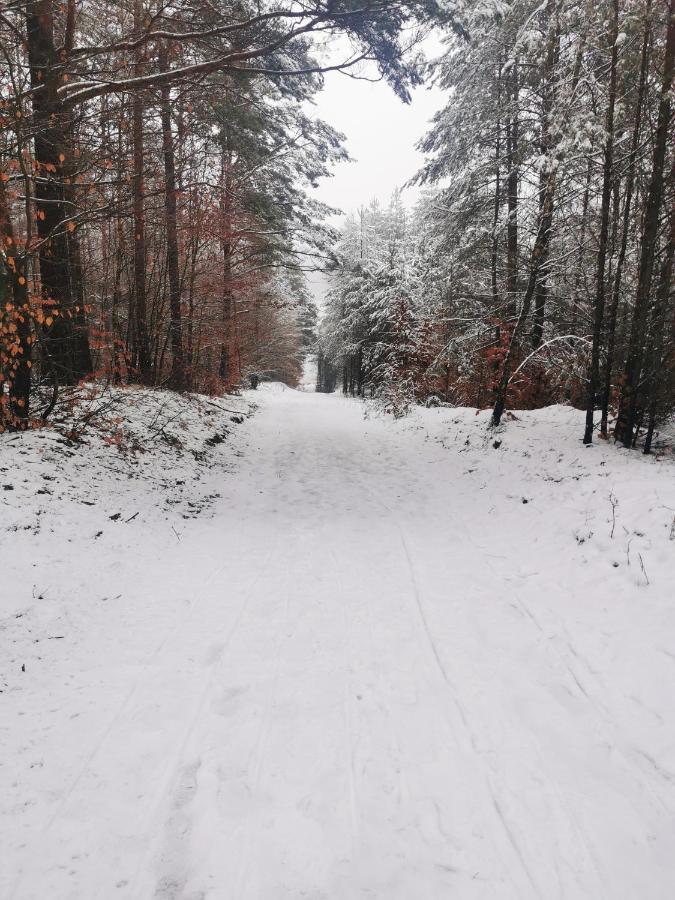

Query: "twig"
left=509, top=335, right=593, bottom=382
left=609, top=492, right=618, bottom=539
left=199, top=398, right=249, bottom=415
left=38, top=336, right=59, bottom=422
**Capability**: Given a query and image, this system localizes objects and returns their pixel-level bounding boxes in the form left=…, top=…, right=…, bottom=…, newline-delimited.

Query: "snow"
left=298, top=354, right=318, bottom=392
left=2, top=386, right=675, bottom=899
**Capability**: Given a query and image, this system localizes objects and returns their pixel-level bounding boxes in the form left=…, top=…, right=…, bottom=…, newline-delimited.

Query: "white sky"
left=305, top=58, right=446, bottom=302
left=310, top=68, right=445, bottom=218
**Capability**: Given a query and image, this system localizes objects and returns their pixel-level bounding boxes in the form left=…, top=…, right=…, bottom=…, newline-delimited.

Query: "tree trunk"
left=492, top=8, right=558, bottom=426
left=531, top=176, right=550, bottom=350
left=571, top=158, right=592, bottom=330
left=131, top=0, right=151, bottom=380
left=600, top=2, right=651, bottom=437
left=159, top=51, right=185, bottom=390
left=25, top=0, right=91, bottom=384
left=219, top=146, right=235, bottom=385
left=642, top=154, right=675, bottom=453
left=531, top=11, right=558, bottom=351
left=491, top=175, right=556, bottom=426
left=615, top=0, right=675, bottom=447
left=0, top=176, right=32, bottom=425
left=491, top=62, right=502, bottom=324
left=505, top=61, right=519, bottom=319
left=583, top=0, right=619, bottom=444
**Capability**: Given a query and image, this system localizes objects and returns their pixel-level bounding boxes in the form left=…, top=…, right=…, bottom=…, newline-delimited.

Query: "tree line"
left=318, top=0, right=675, bottom=451
left=0, top=0, right=453, bottom=429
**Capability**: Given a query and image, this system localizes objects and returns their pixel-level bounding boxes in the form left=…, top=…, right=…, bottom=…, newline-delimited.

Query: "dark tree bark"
left=583, top=0, right=619, bottom=444
left=130, top=0, right=151, bottom=380
left=159, top=51, right=185, bottom=390
left=505, top=61, right=519, bottom=320
left=615, top=0, right=675, bottom=447
left=25, top=0, right=91, bottom=384
left=571, top=158, right=592, bottom=330
left=532, top=18, right=560, bottom=350
left=491, top=61, right=502, bottom=329
left=532, top=12, right=559, bottom=352
left=219, top=146, right=235, bottom=384
left=492, top=7, right=558, bottom=426
left=600, top=3, right=651, bottom=438
left=491, top=176, right=556, bottom=426
left=0, top=176, right=32, bottom=425
left=642, top=154, right=675, bottom=453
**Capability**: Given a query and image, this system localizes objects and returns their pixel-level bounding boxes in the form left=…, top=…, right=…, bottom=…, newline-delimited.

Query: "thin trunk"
left=159, top=51, right=185, bottom=390
left=491, top=63, right=502, bottom=327
left=131, top=0, right=151, bottom=379
left=505, top=61, right=519, bottom=319
left=25, top=0, right=91, bottom=383
left=219, top=144, right=235, bottom=384
left=532, top=14, right=559, bottom=351
left=0, top=175, right=32, bottom=425
left=642, top=154, right=675, bottom=453
left=492, top=7, right=558, bottom=425
left=615, top=0, right=675, bottom=446
left=583, top=0, right=619, bottom=444
left=571, top=158, right=592, bottom=329
left=491, top=175, right=556, bottom=426
left=600, top=2, right=651, bottom=437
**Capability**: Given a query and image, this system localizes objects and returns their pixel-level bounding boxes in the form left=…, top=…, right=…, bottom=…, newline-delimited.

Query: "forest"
left=0, top=0, right=437, bottom=423
left=1, top=0, right=673, bottom=448
left=318, top=0, right=675, bottom=449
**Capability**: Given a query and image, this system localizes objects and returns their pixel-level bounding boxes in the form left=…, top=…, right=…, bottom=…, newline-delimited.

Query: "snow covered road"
left=3, top=386, right=675, bottom=899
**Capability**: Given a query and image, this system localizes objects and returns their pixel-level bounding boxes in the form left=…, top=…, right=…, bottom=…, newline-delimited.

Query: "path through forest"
left=4, top=386, right=675, bottom=899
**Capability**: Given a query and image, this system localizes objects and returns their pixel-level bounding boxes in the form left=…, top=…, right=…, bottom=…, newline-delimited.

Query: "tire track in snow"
left=397, top=529, right=542, bottom=898
left=325, top=480, right=444, bottom=896
left=511, top=591, right=675, bottom=819
left=230, top=574, right=290, bottom=899
left=281, top=419, right=437, bottom=893
left=493, top=498, right=675, bottom=824
left=36, top=534, right=264, bottom=840
left=329, top=544, right=362, bottom=851
left=352, top=475, right=542, bottom=898
left=11, top=538, right=283, bottom=900
left=129, top=539, right=286, bottom=900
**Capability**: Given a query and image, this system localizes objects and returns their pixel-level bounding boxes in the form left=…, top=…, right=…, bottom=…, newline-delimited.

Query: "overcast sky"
left=304, top=58, right=445, bottom=302
left=309, top=68, right=445, bottom=218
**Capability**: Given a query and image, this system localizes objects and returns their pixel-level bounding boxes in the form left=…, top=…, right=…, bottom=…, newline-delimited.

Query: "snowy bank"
left=0, top=384, right=255, bottom=885
left=2, top=389, right=675, bottom=899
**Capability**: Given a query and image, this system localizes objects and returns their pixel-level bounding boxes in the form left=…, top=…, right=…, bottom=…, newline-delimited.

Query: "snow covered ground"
left=2, top=384, right=675, bottom=899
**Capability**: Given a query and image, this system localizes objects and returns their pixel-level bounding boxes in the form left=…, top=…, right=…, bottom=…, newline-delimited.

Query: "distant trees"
left=318, top=195, right=440, bottom=413
left=321, top=0, right=675, bottom=451
left=1, top=0, right=443, bottom=430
